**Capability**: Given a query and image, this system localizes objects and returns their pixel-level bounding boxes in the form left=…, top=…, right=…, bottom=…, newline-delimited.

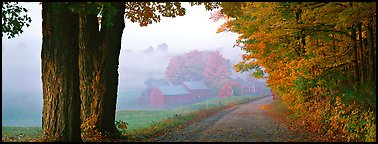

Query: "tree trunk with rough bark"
left=351, top=25, right=360, bottom=87
left=78, top=2, right=125, bottom=137
left=367, top=16, right=375, bottom=84
left=41, top=2, right=82, bottom=142
left=358, top=23, right=364, bottom=84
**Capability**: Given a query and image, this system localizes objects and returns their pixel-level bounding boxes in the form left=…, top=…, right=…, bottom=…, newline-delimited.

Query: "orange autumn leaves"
left=216, top=2, right=376, bottom=142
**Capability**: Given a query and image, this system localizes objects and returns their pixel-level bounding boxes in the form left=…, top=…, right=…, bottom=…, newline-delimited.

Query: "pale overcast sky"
left=2, top=2, right=242, bottom=92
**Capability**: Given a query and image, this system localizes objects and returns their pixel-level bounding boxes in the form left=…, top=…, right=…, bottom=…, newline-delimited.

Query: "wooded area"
left=216, top=2, right=376, bottom=141
left=2, top=2, right=376, bottom=142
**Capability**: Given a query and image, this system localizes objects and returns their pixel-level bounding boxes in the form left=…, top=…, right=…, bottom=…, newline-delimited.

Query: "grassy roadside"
left=2, top=95, right=267, bottom=142
left=117, top=95, right=267, bottom=142
left=115, top=95, right=264, bottom=132
left=265, top=100, right=329, bottom=142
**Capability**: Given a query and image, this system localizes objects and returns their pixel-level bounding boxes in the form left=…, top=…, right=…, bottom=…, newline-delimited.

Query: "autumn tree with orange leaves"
left=216, top=2, right=376, bottom=142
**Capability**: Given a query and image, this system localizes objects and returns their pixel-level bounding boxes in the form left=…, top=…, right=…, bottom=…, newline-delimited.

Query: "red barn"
left=138, top=78, right=169, bottom=105
left=182, top=81, right=209, bottom=102
left=233, top=77, right=255, bottom=96
left=149, top=81, right=210, bottom=109
left=231, top=77, right=269, bottom=96
left=150, top=85, right=190, bottom=109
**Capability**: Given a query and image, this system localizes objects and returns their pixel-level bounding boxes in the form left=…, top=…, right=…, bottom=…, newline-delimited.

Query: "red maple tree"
left=165, top=50, right=231, bottom=89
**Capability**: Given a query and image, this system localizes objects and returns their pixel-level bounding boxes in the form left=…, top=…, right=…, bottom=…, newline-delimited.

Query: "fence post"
left=206, top=99, right=209, bottom=110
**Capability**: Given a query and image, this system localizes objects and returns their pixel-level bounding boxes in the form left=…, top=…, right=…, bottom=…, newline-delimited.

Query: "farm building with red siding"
left=149, top=81, right=209, bottom=109
left=138, top=78, right=169, bottom=106
left=232, top=77, right=269, bottom=96
left=150, top=85, right=190, bottom=109
left=233, top=77, right=255, bottom=96
left=182, top=81, right=209, bottom=102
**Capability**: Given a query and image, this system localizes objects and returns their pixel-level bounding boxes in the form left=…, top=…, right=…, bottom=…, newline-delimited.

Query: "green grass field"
left=116, top=95, right=261, bottom=132
left=2, top=95, right=264, bottom=142
left=115, top=110, right=177, bottom=131
left=2, top=127, right=42, bottom=142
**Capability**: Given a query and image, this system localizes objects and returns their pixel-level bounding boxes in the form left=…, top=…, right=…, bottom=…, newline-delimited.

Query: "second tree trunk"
left=78, top=2, right=125, bottom=137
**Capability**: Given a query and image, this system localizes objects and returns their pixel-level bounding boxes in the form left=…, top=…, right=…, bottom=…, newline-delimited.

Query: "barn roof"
left=182, top=81, right=209, bottom=90
left=157, top=85, right=189, bottom=96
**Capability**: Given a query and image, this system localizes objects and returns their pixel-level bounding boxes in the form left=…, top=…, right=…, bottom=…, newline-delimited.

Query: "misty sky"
left=2, top=2, right=243, bottom=92
left=1, top=3, right=252, bottom=126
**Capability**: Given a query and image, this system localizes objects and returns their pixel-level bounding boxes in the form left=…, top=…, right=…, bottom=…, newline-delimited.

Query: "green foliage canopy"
left=2, top=2, right=32, bottom=39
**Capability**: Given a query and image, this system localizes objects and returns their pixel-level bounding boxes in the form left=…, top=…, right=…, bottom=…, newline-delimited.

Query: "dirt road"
left=156, top=96, right=308, bottom=142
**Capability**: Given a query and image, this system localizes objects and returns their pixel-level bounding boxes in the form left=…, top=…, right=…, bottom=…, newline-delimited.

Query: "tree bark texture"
left=78, top=2, right=125, bottom=135
left=41, top=2, right=81, bottom=142
left=367, top=16, right=375, bottom=84
left=357, top=23, right=364, bottom=84
left=351, top=25, right=360, bottom=87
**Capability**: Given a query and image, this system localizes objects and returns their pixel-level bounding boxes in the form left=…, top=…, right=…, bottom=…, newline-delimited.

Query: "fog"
left=2, top=2, right=258, bottom=127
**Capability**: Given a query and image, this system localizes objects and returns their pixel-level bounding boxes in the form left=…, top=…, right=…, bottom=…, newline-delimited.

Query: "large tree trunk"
left=367, top=16, right=375, bottom=84
left=79, top=2, right=125, bottom=137
left=357, top=23, right=364, bottom=84
left=41, top=3, right=81, bottom=142
left=351, top=25, right=360, bottom=87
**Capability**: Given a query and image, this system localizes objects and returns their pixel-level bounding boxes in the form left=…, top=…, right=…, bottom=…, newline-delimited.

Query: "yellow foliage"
left=80, top=114, right=103, bottom=142
left=218, top=2, right=376, bottom=142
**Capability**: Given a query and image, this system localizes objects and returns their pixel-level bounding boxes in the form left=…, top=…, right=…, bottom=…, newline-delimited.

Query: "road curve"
left=157, top=96, right=307, bottom=142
